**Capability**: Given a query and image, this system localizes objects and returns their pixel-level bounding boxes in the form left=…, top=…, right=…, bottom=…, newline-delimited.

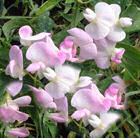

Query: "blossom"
left=48, top=97, right=68, bottom=123
left=26, top=41, right=66, bottom=75
left=6, top=81, right=23, bottom=97
left=88, top=112, right=120, bottom=137
left=19, top=25, right=51, bottom=46
left=0, top=95, right=31, bottom=123
left=5, top=46, right=24, bottom=96
left=84, top=2, right=115, bottom=40
left=5, top=45, right=23, bottom=80
left=8, top=127, right=29, bottom=138
left=44, top=65, right=92, bottom=99
left=59, top=37, right=77, bottom=62
left=94, top=38, right=125, bottom=69
left=104, top=76, right=127, bottom=109
left=107, top=4, right=132, bottom=42
left=67, top=28, right=97, bottom=61
left=29, top=86, right=56, bottom=109
left=71, top=83, right=111, bottom=121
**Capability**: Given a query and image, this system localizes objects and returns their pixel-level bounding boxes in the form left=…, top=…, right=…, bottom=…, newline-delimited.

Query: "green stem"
left=40, top=111, right=45, bottom=138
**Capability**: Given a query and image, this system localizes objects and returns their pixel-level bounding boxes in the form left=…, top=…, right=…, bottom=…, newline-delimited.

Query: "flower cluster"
left=0, top=2, right=131, bottom=138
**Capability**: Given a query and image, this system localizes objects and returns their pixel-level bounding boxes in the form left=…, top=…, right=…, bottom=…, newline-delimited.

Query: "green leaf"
left=36, top=0, right=61, bottom=15
left=37, top=12, right=55, bottom=32
left=117, top=42, right=140, bottom=70
left=122, top=4, right=140, bottom=33
left=2, top=18, right=30, bottom=39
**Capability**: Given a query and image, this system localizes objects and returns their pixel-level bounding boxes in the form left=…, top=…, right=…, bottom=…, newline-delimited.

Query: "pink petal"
left=67, top=28, right=93, bottom=46
left=48, top=113, right=66, bottom=123
left=8, top=127, right=29, bottom=137
left=13, top=96, right=31, bottom=107
left=71, top=87, right=109, bottom=114
left=26, top=62, right=45, bottom=74
left=71, top=108, right=90, bottom=120
left=54, top=97, right=68, bottom=121
left=30, top=86, right=56, bottom=109
left=6, top=81, right=23, bottom=96
left=26, top=41, right=66, bottom=67
left=79, top=43, right=97, bottom=60
left=0, top=106, right=28, bottom=123
left=19, top=25, right=32, bottom=38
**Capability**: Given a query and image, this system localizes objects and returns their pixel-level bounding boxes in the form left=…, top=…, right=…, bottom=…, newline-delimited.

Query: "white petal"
left=76, top=76, right=92, bottom=88
left=120, top=17, right=132, bottom=27
left=95, top=2, right=115, bottom=27
left=45, top=82, right=69, bottom=99
left=83, top=8, right=96, bottom=22
left=100, top=112, right=120, bottom=128
left=90, top=129, right=105, bottom=138
left=85, top=22, right=110, bottom=40
left=110, top=4, right=121, bottom=20
left=107, top=26, right=126, bottom=42
left=55, top=65, right=80, bottom=87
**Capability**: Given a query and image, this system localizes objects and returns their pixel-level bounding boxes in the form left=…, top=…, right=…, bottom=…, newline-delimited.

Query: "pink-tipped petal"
left=8, top=127, right=29, bottom=138
left=19, top=25, right=32, bottom=38
left=71, top=108, right=90, bottom=120
left=13, top=96, right=31, bottom=107
left=67, top=28, right=93, bottom=46
left=26, top=41, right=66, bottom=67
left=0, top=106, right=28, bottom=123
left=71, top=87, right=109, bottom=114
left=30, top=86, right=56, bottom=109
left=26, top=62, right=45, bottom=74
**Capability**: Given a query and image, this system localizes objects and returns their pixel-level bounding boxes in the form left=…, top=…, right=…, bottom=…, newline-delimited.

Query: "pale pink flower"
left=8, top=127, right=29, bottom=138
left=0, top=96, right=31, bottom=123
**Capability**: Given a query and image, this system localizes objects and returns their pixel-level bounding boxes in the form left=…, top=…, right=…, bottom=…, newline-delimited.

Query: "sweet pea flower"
left=0, top=95, right=31, bottom=123
left=6, top=81, right=23, bottom=97
left=26, top=40, right=66, bottom=75
left=59, top=37, right=78, bottom=62
left=84, top=2, right=115, bottom=40
left=107, top=4, right=132, bottom=42
left=44, top=65, right=92, bottom=99
left=5, top=46, right=23, bottom=96
left=104, top=76, right=127, bottom=109
left=19, top=25, right=51, bottom=46
left=29, top=86, right=56, bottom=109
left=88, top=112, right=120, bottom=138
left=71, top=83, right=111, bottom=121
left=48, top=96, right=68, bottom=123
left=8, top=127, right=29, bottom=138
left=94, top=38, right=125, bottom=69
left=5, top=45, right=23, bottom=80
left=67, top=28, right=97, bottom=61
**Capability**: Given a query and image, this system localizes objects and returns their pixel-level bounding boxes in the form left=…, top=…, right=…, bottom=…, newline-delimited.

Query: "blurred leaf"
left=122, top=4, right=140, bottom=33
left=37, top=12, right=55, bottom=32
left=67, top=131, right=76, bottom=138
left=126, top=90, right=140, bottom=97
left=2, top=18, right=30, bottom=39
left=36, top=0, right=61, bottom=15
